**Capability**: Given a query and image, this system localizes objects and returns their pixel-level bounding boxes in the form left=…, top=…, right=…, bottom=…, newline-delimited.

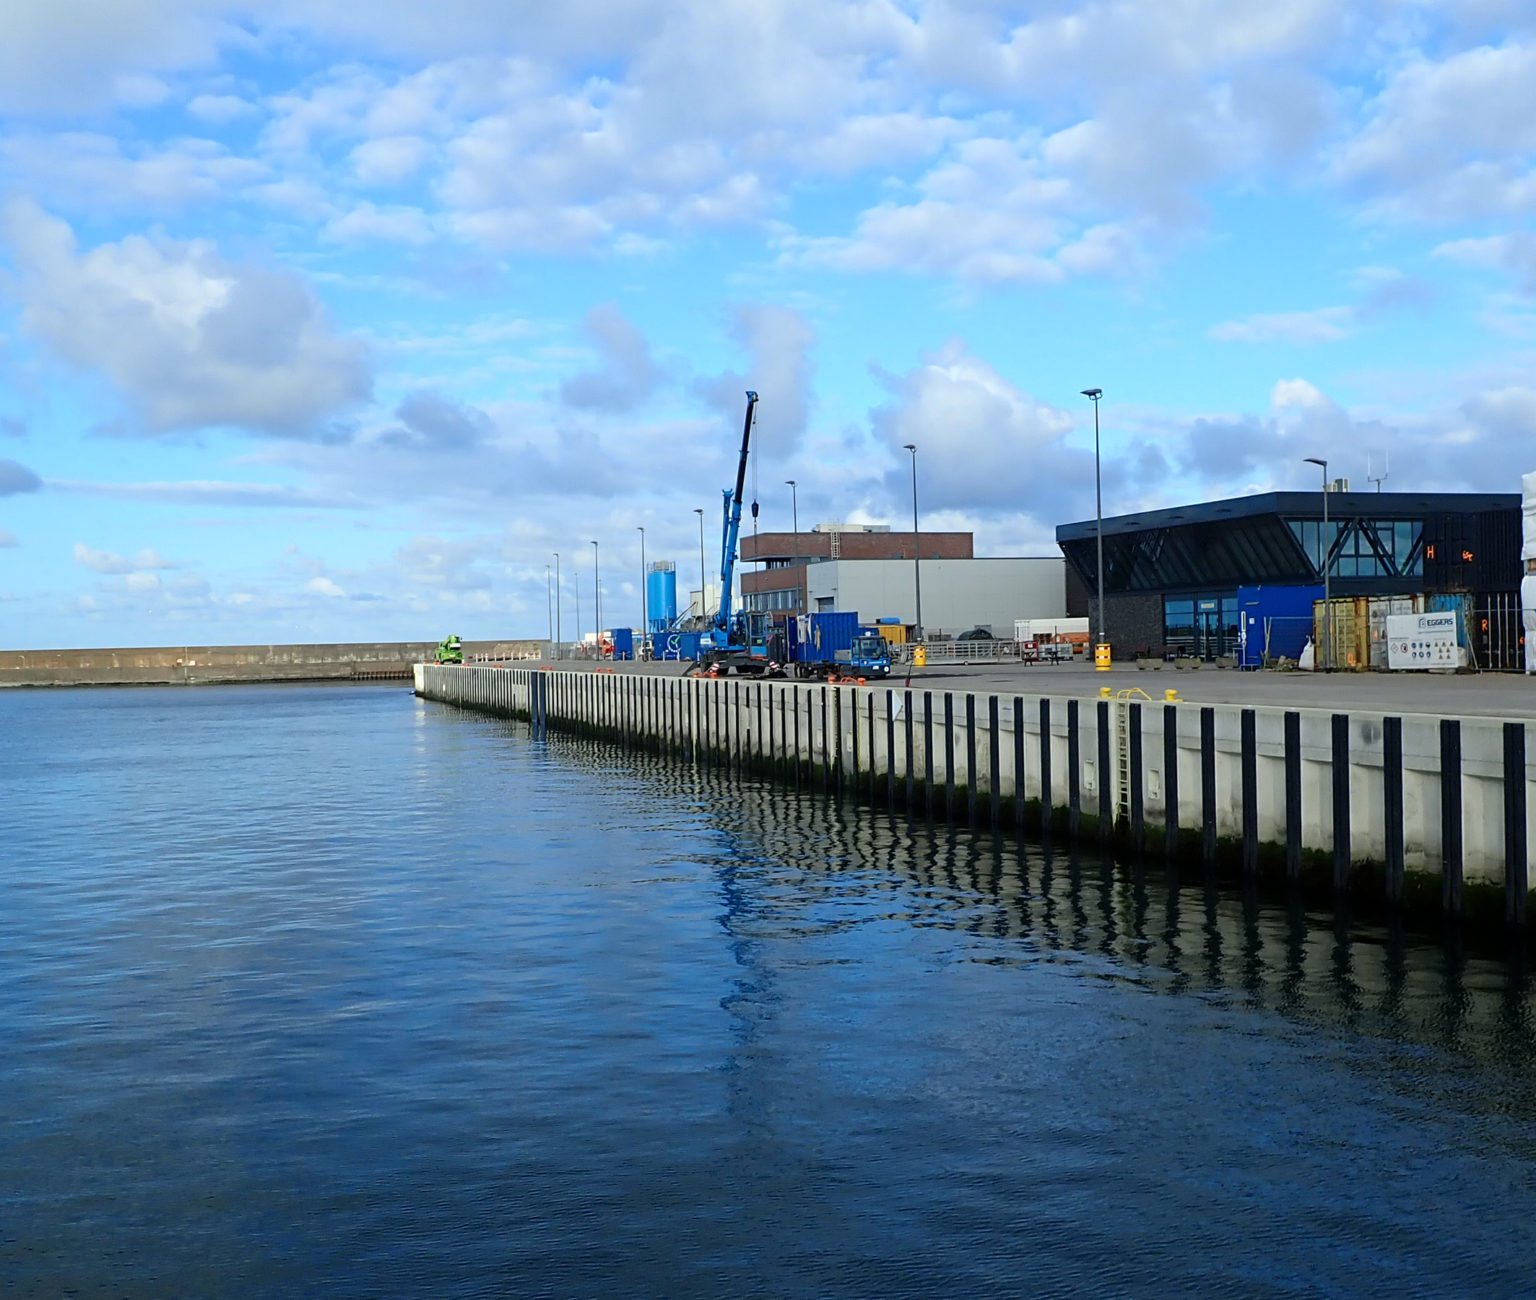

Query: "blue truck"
left=782, top=612, right=892, bottom=679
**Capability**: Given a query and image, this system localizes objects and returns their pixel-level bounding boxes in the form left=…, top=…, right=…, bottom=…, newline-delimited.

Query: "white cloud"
left=1271, top=378, right=1330, bottom=410
left=323, top=202, right=434, bottom=245
left=2, top=201, right=370, bottom=438
left=0, top=1, right=237, bottom=115
left=1168, top=376, right=1536, bottom=498
left=697, top=304, right=814, bottom=458
left=350, top=135, right=430, bottom=185
left=1435, top=232, right=1536, bottom=294
left=304, top=576, right=347, bottom=598
left=0, top=459, right=43, bottom=495
left=51, top=479, right=358, bottom=508
left=1336, top=41, right=1536, bottom=220
left=560, top=305, right=663, bottom=412
left=1210, top=307, right=1354, bottom=344
left=0, top=132, right=267, bottom=210
left=380, top=390, right=491, bottom=450
left=186, top=93, right=257, bottom=124
left=868, top=340, right=1087, bottom=517
left=260, top=0, right=662, bottom=64
left=113, top=73, right=172, bottom=109
left=73, top=543, right=176, bottom=574
left=392, top=534, right=496, bottom=591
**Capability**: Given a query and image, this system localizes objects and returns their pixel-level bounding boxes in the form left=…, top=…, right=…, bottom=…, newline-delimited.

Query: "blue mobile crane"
left=694, top=389, right=892, bottom=680
left=695, top=390, right=773, bottom=675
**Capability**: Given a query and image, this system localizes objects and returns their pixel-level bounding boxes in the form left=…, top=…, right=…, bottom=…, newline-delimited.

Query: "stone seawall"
left=0, top=640, right=547, bottom=687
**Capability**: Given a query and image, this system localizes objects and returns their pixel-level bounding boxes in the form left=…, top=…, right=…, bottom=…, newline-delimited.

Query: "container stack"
left=1522, top=472, right=1536, bottom=674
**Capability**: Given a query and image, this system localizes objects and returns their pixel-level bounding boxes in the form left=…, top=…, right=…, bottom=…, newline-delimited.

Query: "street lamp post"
left=785, top=479, right=798, bottom=612
left=552, top=551, right=561, bottom=649
left=903, top=444, right=923, bottom=643
left=591, top=540, right=600, bottom=647
left=1081, top=388, right=1108, bottom=670
left=694, top=507, right=707, bottom=622
left=637, top=525, right=647, bottom=648
left=1304, top=457, right=1332, bottom=671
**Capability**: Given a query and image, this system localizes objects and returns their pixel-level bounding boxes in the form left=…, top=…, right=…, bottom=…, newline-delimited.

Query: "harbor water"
left=2, top=683, right=1534, bottom=1298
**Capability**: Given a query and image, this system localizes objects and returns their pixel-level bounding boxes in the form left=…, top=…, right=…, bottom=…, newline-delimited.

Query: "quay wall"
left=416, top=664, right=1535, bottom=925
left=0, top=640, right=547, bottom=687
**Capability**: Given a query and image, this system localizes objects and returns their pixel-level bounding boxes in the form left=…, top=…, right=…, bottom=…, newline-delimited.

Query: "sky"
left=1, top=0, right=1535, bottom=648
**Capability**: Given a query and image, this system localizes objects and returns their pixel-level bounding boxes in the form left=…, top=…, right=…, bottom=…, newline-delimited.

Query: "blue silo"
left=646, top=561, right=678, bottom=633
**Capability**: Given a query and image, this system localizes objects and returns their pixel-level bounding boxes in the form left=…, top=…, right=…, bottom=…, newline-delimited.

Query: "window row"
left=1286, top=519, right=1422, bottom=578
left=744, top=588, right=801, bottom=612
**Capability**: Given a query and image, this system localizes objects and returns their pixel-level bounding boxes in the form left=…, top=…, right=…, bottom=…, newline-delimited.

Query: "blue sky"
left=2, top=0, right=1534, bottom=648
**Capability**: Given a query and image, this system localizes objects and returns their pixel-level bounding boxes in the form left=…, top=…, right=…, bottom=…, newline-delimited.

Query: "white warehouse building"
left=739, top=524, right=1081, bottom=637
left=804, top=556, right=1068, bottom=635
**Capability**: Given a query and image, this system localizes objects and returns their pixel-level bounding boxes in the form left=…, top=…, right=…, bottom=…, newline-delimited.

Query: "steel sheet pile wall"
left=418, top=664, right=1535, bottom=924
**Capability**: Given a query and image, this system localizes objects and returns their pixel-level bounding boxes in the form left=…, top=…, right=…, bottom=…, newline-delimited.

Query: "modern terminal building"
left=741, top=523, right=1084, bottom=636
left=1056, top=489, right=1522, bottom=666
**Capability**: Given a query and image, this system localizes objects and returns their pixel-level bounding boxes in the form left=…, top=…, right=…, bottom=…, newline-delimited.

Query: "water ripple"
left=1, top=684, right=1533, bottom=1298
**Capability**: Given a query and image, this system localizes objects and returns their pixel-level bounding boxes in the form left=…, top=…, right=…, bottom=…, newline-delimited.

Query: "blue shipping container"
left=609, top=628, right=634, bottom=660
left=652, top=630, right=701, bottom=661
left=1238, top=585, right=1324, bottom=667
left=788, top=612, right=859, bottom=663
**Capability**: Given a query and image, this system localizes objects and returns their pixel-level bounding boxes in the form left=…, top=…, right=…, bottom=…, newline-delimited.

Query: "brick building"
left=741, top=524, right=973, bottom=615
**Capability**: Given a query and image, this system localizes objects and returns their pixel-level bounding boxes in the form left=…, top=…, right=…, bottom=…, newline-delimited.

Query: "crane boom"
left=704, top=390, right=758, bottom=650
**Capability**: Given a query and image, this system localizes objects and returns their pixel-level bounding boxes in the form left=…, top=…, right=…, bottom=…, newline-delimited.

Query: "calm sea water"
left=2, top=683, right=1534, bottom=1298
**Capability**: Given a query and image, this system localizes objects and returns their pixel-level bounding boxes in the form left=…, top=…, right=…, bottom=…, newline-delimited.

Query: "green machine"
left=436, top=634, right=463, bottom=664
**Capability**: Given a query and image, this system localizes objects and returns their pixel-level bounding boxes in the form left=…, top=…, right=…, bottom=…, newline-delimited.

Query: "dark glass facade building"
left=1055, top=491, right=1520, bottom=660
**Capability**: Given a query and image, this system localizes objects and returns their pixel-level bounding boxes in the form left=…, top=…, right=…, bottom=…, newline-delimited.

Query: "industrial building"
left=741, top=524, right=1084, bottom=636
left=1055, top=489, right=1521, bottom=666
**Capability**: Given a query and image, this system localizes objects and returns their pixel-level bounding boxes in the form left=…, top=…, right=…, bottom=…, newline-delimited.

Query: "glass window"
left=1287, top=519, right=1342, bottom=575
left=1163, top=598, right=1195, bottom=652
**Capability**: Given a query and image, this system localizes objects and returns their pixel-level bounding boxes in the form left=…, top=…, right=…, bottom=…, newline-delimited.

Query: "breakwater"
left=417, top=664, right=1534, bottom=926
left=0, top=639, right=545, bottom=688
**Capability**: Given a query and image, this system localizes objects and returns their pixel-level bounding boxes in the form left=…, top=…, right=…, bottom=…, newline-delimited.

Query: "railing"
left=902, top=640, right=1020, bottom=663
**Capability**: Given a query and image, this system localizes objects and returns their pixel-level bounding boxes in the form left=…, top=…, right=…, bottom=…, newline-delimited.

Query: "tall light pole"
left=1081, top=388, right=1108, bottom=669
left=591, top=540, right=600, bottom=643
left=694, top=506, right=707, bottom=621
left=903, top=443, right=923, bottom=642
left=552, top=551, right=561, bottom=648
left=637, top=525, right=648, bottom=643
left=1305, top=456, right=1331, bottom=671
left=573, top=563, right=581, bottom=643
left=785, top=479, right=799, bottom=612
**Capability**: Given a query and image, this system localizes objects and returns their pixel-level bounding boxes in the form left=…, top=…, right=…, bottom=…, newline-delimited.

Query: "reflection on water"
left=2, top=685, right=1534, bottom=1299
left=616, top=729, right=1536, bottom=1085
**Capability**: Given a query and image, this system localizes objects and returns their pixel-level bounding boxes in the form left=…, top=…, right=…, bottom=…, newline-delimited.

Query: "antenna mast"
left=1367, top=451, right=1389, bottom=493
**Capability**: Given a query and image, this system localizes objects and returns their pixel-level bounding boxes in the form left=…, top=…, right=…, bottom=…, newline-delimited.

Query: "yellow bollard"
left=1094, top=642, right=1112, bottom=671
left=913, top=645, right=927, bottom=668
left=1099, top=686, right=1112, bottom=698
left=1164, top=688, right=1179, bottom=702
